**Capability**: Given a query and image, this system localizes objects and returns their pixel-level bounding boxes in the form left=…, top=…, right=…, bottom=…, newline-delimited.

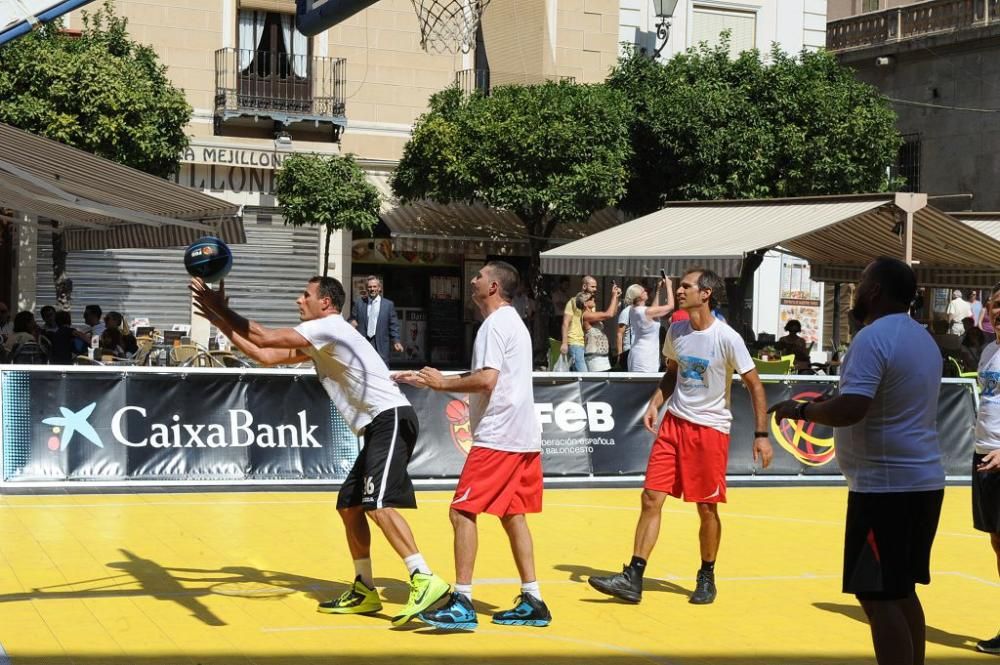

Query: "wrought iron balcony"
left=214, top=48, right=346, bottom=127
left=828, top=0, right=999, bottom=51
left=455, top=69, right=576, bottom=95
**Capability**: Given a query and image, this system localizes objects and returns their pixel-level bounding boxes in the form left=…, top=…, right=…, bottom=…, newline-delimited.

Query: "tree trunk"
left=729, top=248, right=766, bottom=334
left=51, top=223, right=73, bottom=311
left=322, top=226, right=332, bottom=277
left=523, top=217, right=550, bottom=299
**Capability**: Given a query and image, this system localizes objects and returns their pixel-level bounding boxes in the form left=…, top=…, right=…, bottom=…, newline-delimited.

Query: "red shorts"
left=645, top=412, right=730, bottom=503
left=451, top=447, right=543, bottom=516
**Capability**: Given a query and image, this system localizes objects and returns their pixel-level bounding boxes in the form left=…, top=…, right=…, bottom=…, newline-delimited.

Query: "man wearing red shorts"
left=397, top=260, right=550, bottom=630
left=589, top=267, right=773, bottom=605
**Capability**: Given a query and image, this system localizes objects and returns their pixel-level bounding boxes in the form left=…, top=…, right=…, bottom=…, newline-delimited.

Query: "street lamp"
left=651, top=0, right=679, bottom=59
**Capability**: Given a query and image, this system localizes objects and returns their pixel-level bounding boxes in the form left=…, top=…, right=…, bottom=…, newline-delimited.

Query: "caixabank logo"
left=42, top=402, right=323, bottom=451
left=769, top=390, right=836, bottom=466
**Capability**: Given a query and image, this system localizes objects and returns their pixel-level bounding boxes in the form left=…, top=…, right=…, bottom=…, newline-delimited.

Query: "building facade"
left=17, top=0, right=826, bottom=364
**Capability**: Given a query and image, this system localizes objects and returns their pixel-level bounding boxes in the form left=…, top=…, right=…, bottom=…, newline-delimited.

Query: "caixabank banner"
left=2, top=370, right=360, bottom=481
left=0, top=369, right=978, bottom=483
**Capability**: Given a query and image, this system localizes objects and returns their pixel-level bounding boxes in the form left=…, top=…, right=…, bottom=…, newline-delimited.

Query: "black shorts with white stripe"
left=338, top=406, right=418, bottom=511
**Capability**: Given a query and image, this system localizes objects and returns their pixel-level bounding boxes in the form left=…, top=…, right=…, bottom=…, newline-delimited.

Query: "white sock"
left=455, top=583, right=473, bottom=601
left=521, top=580, right=542, bottom=601
left=353, top=558, right=374, bottom=588
left=403, top=553, right=430, bottom=576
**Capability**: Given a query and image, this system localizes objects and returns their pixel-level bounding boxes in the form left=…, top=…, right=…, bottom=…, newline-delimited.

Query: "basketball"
left=184, top=236, right=233, bottom=283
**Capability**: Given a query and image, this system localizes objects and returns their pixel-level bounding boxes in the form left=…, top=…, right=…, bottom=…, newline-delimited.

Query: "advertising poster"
left=779, top=255, right=823, bottom=345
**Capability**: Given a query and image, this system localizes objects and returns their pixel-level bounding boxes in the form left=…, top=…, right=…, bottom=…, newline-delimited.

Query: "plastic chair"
left=9, top=342, right=49, bottom=364
left=547, top=337, right=562, bottom=371
left=947, top=356, right=977, bottom=379
left=209, top=350, right=253, bottom=368
left=169, top=344, right=201, bottom=366
left=132, top=336, right=155, bottom=366
left=753, top=354, right=793, bottom=379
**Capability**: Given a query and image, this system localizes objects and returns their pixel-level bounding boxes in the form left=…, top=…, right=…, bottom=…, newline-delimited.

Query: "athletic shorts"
left=644, top=412, right=730, bottom=503
left=451, top=447, right=543, bottom=517
left=973, top=453, right=1000, bottom=533
left=338, top=406, right=418, bottom=511
left=842, top=489, right=944, bottom=601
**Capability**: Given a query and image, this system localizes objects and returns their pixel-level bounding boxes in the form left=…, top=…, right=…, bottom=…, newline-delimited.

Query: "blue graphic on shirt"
left=982, top=370, right=1000, bottom=398
left=678, top=354, right=710, bottom=387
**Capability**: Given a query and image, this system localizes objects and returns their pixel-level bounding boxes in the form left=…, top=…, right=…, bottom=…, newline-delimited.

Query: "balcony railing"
left=214, top=48, right=346, bottom=124
left=828, top=0, right=1000, bottom=51
left=455, top=69, right=576, bottom=95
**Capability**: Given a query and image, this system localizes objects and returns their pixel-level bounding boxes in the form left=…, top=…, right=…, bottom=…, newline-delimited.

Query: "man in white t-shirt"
left=948, top=289, right=973, bottom=336
left=972, top=282, right=1000, bottom=654
left=190, top=275, right=448, bottom=626
left=589, top=267, right=773, bottom=606
left=770, top=257, right=945, bottom=665
left=397, top=260, right=551, bottom=631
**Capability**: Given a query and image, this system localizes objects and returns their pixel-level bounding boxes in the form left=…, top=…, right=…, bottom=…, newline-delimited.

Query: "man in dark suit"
left=349, top=275, right=403, bottom=365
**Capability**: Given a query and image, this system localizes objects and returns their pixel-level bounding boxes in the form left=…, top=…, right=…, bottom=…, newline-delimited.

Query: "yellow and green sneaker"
left=317, top=576, right=382, bottom=615
left=391, top=572, right=450, bottom=627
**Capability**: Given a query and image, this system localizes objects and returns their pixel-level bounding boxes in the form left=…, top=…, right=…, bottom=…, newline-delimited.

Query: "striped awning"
left=541, top=193, right=1000, bottom=284
left=379, top=200, right=627, bottom=256
left=0, top=122, right=244, bottom=250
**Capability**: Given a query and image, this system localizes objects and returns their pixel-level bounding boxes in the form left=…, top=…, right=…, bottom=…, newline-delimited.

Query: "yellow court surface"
left=0, top=485, right=994, bottom=665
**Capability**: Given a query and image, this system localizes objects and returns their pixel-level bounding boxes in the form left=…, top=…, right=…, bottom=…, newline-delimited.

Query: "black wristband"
left=794, top=401, right=808, bottom=421
left=753, top=430, right=768, bottom=438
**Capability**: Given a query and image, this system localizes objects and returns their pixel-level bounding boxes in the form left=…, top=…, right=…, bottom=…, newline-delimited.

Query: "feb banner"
left=0, top=368, right=979, bottom=483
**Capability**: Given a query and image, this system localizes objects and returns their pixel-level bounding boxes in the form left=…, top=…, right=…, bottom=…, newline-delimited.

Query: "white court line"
left=258, top=624, right=676, bottom=665
left=0, top=639, right=9, bottom=665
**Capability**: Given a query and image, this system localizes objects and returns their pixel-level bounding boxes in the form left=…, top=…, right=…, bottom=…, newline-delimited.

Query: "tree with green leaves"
left=607, top=42, right=901, bottom=216
left=0, top=1, right=192, bottom=309
left=392, top=82, right=632, bottom=292
left=274, top=153, right=381, bottom=277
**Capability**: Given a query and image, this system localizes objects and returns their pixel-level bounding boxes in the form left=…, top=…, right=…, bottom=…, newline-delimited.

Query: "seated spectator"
left=3, top=311, right=39, bottom=354
left=104, top=311, right=138, bottom=356
left=80, top=304, right=105, bottom=345
left=45, top=310, right=88, bottom=364
left=39, top=305, right=58, bottom=334
left=99, top=328, right=126, bottom=359
left=776, top=319, right=812, bottom=371
left=960, top=316, right=987, bottom=371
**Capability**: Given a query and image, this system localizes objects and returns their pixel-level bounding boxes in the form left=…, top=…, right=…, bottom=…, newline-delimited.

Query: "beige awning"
left=0, top=122, right=244, bottom=250
left=379, top=200, right=627, bottom=256
left=540, top=193, right=1000, bottom=286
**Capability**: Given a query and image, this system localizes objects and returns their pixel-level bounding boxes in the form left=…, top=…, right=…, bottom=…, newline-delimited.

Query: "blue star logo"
left=42, top=403, right=104, bottom=450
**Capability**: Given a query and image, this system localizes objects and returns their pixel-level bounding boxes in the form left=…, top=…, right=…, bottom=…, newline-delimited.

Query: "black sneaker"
left=492, top=593, right=552, bottom=627
left=588, top=565, right=642, bottom=603
left=689, top=569, right=716, bottom=605
left=977, top=632, right=1000, bottom=654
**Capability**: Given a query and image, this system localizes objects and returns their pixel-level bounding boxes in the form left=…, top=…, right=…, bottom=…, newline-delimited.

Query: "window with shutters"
left=690, top=6, right=756, bottom=58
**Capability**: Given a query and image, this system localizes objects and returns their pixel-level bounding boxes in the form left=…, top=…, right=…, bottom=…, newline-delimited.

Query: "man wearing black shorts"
left=971, top=282, right=1000, bottom=653
left=191, top=275, right=449, bottom=626
left=770, top=257, right=945, bottom=665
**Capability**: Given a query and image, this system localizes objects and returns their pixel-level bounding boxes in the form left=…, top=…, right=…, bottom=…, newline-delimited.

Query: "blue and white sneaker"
left=418, top=591, right=478, bottom=630
left=491, top=593, right=551, bottom=627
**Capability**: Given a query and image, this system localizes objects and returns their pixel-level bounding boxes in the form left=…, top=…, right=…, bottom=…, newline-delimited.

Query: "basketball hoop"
left=410, top=0, right=490, bottom=54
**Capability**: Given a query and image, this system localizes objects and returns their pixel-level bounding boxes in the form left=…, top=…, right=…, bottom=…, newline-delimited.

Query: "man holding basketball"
left=190, top=275, right=448, bottom=627
left=395, top=260, right=551, bottom=630
left=770, top=257, right=944, bottom=665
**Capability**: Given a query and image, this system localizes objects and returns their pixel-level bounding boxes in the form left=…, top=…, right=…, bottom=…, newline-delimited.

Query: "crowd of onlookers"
left=0, top=302, right=139, bottom=365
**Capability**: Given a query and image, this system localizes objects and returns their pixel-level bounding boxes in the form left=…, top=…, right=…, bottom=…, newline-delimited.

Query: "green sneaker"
left=317, top=576, right=382, bottom=615
left=391, top=572, right=450, bottom=626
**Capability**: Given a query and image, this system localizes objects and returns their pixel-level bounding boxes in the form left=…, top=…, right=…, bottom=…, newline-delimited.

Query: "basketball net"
left=410, top=0, right=490, bottom=54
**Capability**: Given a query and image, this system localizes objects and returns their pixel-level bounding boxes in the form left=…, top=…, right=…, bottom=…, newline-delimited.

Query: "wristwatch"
left=753, top=430, right=768, bottom=438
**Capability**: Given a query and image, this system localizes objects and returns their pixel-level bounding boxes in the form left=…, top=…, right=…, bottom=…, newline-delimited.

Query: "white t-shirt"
left=836, top=313, right=944, bottom=492
left=976, top=341, right=1000, bottom=453
left=618, top=306, right=633, bottom=352
left=628, top=306, right=661, bottom=372
left=947, top=297, right=972, bottom=335
left=470, top=305, right=541, bottom=452
left=295, top=314, right=410, bottom=434
left=661, top=318, right=754, bottom=433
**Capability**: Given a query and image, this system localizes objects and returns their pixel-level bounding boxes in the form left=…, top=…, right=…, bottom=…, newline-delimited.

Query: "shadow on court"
left=554, top=564, right=691, bottom=598
left=0, top=655, right=982, bottom=664
left=0, top=548, right=424, bottom=626
left=814, top=601, right=981, bottom=652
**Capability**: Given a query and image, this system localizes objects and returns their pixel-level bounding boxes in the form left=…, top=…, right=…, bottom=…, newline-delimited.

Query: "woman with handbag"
left=578, top=284, right=620, bottom=371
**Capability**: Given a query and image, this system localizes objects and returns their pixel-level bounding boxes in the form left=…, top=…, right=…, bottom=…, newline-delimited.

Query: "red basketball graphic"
left=445, top=398, right=473, bottom=456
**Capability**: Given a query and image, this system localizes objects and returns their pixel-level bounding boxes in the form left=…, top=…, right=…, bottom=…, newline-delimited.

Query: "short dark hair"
left=867, top=256, right=916, bottom=307
left=54, top=310, right=71, bottom=326
left=84, top=304, right=102, bottom=319
left=12, top=311, right=34, bottom=333
left=784, top=319, right=802, bottom=333
left=40, top=305, right=55, bottom=318
left=683, top=267, right=725, bottom=309
left=486, top=261, right=520, bottom=302
left=309, top=276, right=346, bottom=311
